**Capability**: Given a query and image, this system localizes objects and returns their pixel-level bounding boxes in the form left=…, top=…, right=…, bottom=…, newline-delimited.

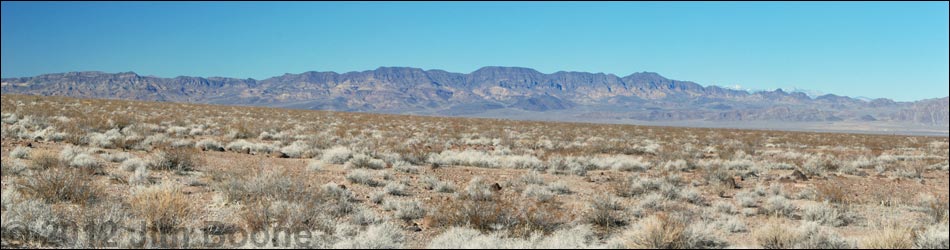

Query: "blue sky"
left=2, top=1, right=947, bottom=101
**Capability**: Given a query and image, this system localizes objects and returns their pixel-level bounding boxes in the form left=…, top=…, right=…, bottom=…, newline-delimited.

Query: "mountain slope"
left=2, top=67, right=947, bottom=128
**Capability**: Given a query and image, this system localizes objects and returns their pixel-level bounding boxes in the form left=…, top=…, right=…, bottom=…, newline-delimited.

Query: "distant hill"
left=2, top=67, right=948, bottom=130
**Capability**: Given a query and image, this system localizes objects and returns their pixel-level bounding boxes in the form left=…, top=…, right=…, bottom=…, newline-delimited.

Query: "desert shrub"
left=370, top=191, right=386, bottom=205
left=681, top=188, right=705, bottom=205
left=30, top=151, right=65, bottom=170
left=344, top=154, right=386, bottom=170
left=793, top=187, right=818, bottom=201
left=587, top=195, right=625, bottom=229
left=10, top=146, right=31, bottom=159
left=802, top=156, right=841, bottom=176
left=430, top=192, right=567, bottom=237
left=129, top=184, right=195, bottom=232
left=796, top=222, right=855, bottom=249
left=421, top=176, right=456, bottom=193
left=860, top=226, right=914, bottom=249
left=351, top=207, right=382, bottom=226
left=87, top=129, right=124, bottom=149
left=521, top=171, right=545, bottom=185
left=713, top=201, right=737, bottom=215
left=392, top=161, right=419, bottom=174
left=522, top=185, right=555, bottom=203
left=762, top=196, right=796, bottom=217
left=242, top=200, right=333, bottom=233
left=331, top=223, right=405, bottom=249
left=719, top=216, right=748, bottom=233
left=128, top=166, right=151, bottom=186
left=394, top=200, right=427, bottom=221
left=321, top=146, right=353, bottom=164
left=67, top=153, right=102, bottom=174
left=915, top=224, right=949, bottom=249
left=101, top=152, right=132, bottom=163
left=195, top=139, right=224, bottom=151
left=279, top=141, right=314, bottom=158
left=736, top=190, right=760, bottom=208
left=1, top=160, right=27, bottom=176
left=427, top=150, right=543, bottom=170
left=149, top=148, right=200, bottom=172
left=623, top=213, right=729, bottom=249
left=462, top=177, right=495, bottom=201
left=547, top=181, right=572, bottom=195
left=219, top=168, right=319, bottom=204
left=639, top=193, right=670, bottom=212
left=803, top=202, right=851, bottom=227
left=755, top=222, right=797, bottom=249
left=917, top=195, right=950, bottom=224
left=427, top=224, right=621, bottom=249
left=663, top=159, right=692, bottom=172
left=307, top=160, right=325, bottom=172
left=18, top=168, right=104, bottom=205
left=224, top=140, right=276, bottom=155
left=616, top=176, right=664, bottom=198
left=1, top=196, right=64, bottom=246
left=384, top=182, right=410, bottom=196
left=596, top=155, right=650, bottom=172
left=346, top=170, right=381, bottom=187
left=816, top=182, right=852, bottom=205
left=120, top=158, right=146, bottom=172
left=546, top=156, right=588, bottom=176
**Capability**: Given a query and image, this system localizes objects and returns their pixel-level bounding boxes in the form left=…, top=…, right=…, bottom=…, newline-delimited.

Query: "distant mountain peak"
left=2, top=67, right=945, bottom=128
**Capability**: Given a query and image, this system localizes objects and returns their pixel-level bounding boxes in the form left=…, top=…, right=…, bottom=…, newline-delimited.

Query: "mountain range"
left=2, top=67, right=947, bottom=134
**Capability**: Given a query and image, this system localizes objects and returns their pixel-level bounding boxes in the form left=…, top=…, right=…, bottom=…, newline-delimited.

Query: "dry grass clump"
left=1, top=160, right=26, bottom=177
left=394, top=200, right=427, bottom=221
left=128, top=183, right=195, bottom=232
left=18, top=168, right=104, bottom=205
left=803, top=202, right=853, bottom=227
left=762, top=196, right=796, bottom=217
left=623, top=213, right=729, bottom=249
left=914, top=224, right=949, bottom=249
left=344, top=153, right=386, bottom=170
left=430, top=191, right=567, bottom=237
left=522, top=185, right=555, bottom=203
left=384, top=182, right=410, bottom=196
left=346, top=169, right=382, bottom=187
left=816, top=182, right=854, bottom=205
left=421, top=176, right=456, bottom=193
left=149, top=148, right=201, bottom=172
left=321, top=146, right=353, bottom=164
left=427, top=224, right=621, bottom=249
left=462, top=177, right=496, bottom=201
left=29, top=151, right=65, bottom=170
left=10, top=146, right=31, bottom=159
left=859, top=226, right=914, bottom=249
left=755, top=221, right=854, bottom=249
left=587, top=194, right=625, bottom=229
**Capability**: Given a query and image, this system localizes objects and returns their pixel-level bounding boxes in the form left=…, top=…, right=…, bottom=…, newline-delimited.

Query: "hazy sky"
left=2, top=1, right=948, bottom=101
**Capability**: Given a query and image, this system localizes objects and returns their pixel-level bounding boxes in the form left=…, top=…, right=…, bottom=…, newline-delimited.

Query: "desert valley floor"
left=1, top=94, right=948, bottom=249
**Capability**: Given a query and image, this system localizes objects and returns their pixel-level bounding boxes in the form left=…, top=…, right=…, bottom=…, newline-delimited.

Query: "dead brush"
left=429, top=193, right=567, bottom=238
left=18, top=168, right=104, bottom=206
left=129, top=184, right=195, bottom=233
left=624, top=213, right=689, bottom=249
left=149, top=147, right=202, bottom=172
left=29, top=151, right=65, bottom=170
left=816, top=182, right=853, bottom=205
